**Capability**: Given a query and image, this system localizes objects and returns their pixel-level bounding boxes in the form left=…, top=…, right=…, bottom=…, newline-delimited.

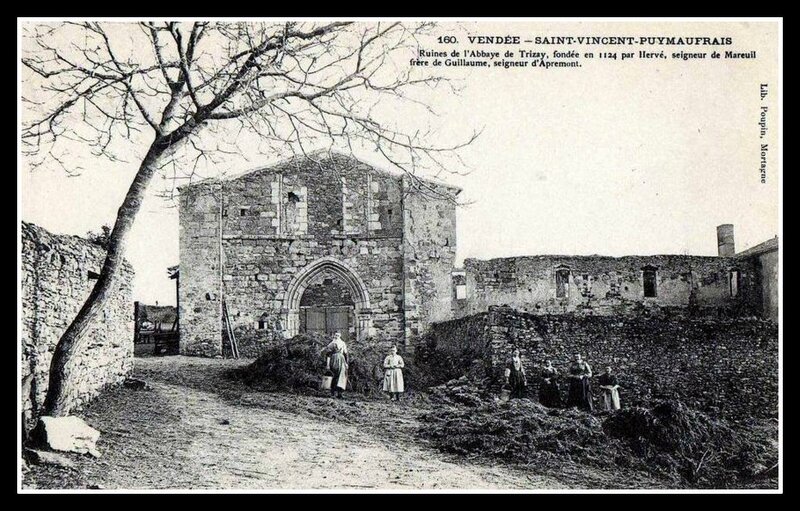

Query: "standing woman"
left=504, top=349, right=527, bottom=399
left=598, top=366, right=621, bottom=411
left=538, top=359, right=562, bottom=408
left=322, top=331, right=349, bottom=399
left=567, top=353, right=594, bottom=412
left=383, top=345, right=405, bottom=401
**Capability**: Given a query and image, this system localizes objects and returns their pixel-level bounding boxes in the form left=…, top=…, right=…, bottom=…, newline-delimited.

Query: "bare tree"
left=21, top=21, right=476, bottom=416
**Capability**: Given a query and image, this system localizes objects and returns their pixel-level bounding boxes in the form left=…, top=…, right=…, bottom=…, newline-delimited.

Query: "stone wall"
left=401, top=177, right=459, bottom=341
left=427, top=306, right=778, bottom=422
left=754, top=249, right=779, bottom=322
left=179, top=153, right=421, bottom=357
left=178, top=185, right=223, bottom=356
left=21, top=222, right=134, bottom=424
left=459, top=254, right=760, bottom=319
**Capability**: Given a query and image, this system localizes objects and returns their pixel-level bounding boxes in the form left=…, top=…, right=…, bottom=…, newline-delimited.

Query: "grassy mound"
left=234, top=334, right=430, bottom=396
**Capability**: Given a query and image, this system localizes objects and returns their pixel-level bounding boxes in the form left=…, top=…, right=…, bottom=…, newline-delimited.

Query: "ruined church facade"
left=178, top=153, right=459, bottom=357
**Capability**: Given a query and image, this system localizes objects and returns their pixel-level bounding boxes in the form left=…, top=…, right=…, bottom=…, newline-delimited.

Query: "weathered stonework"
left=178, top=152, right=460, bottom=357
left=735, top=237, right=779, bottom=322
left=427, top=306, right=778, bottom=422
left=457, top=254, right=761, bottom=319
left=21, top=222, right=134, bottom=425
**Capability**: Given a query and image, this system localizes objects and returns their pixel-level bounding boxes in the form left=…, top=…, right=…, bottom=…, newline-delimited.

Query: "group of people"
left=505, top=350, right=621, bottom=412
left=320, top=332, right=620, bottom=413
left=321, top=332, right=406, bottom=401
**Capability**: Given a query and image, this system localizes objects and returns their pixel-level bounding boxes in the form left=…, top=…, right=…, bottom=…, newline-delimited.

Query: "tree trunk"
left=42, top=140, right=165, bottom=416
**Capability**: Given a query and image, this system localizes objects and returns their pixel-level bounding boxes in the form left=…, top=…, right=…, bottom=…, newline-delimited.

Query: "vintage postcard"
left=18, top=17, right=782, bottom=492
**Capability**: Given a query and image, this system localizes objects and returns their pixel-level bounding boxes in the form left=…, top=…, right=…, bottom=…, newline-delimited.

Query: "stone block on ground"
left=32, top=416, right=101, bottom=458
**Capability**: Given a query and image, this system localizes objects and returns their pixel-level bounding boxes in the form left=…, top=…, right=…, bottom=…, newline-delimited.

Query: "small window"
left=258, top=319, right=266, bottom=330
left=730, top=270, right=740, bottom=297
left=239, top=208, right=248, bottom=217
left=287, top=191, right=301, bottom=203
left=455, top=284, right=467, bottom=300
left=643, top=267, right=658, bottom=298
left=222, top=208, right=228, bottom=218
left=555, top=267, right=570, bottom=298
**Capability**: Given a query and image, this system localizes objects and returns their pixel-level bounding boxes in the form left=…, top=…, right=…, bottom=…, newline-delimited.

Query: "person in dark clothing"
left=504, top=349, right=527, bottom=398
left=567, top=353, right=593, bottom=411
left=538, top=359, right=562, bottom=408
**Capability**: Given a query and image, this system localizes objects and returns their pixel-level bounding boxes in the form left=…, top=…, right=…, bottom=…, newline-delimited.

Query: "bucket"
left=321, top=375, right=333, bottom=390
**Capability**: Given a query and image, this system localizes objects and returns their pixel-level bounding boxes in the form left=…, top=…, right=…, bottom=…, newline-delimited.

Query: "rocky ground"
left=22, top=357, right=564, bottom=490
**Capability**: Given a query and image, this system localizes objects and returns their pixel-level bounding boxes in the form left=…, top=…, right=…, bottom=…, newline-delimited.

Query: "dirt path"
left=24, top=357, right=564, bottom=490
left=156, top=381, right=556, bottom=490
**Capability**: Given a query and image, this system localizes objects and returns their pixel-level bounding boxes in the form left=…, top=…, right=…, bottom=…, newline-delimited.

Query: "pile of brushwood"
left=603, top=400, right=777, bottom=487
left=233, top=334, right=431, bottom=396
left=420, top=376, right=777, bottom=488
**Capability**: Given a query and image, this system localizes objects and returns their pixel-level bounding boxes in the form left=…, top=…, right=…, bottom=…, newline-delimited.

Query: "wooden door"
left=326, top=307, right=351, bottom=342
left=305, top=308, right=327, bottom=336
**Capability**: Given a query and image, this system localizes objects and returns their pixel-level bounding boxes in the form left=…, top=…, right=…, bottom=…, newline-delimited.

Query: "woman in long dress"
left=597, top=366, right=621, bottom=411
left=538, top=359, right=562, bottom=408
left=383, top=345, right=405, bottom=401
left=504, top=349, right=527, bottom=399
left=567, top=353, right=593, bottom=411
left=322, top=332, right=349, bottom=399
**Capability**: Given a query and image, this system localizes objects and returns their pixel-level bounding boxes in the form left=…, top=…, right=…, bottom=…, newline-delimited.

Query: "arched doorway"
left=282, top=257, right=373, bottom=340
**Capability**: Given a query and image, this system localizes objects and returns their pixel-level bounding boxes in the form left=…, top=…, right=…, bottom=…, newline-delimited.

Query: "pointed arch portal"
left=282, top=257, right=373, bottom=340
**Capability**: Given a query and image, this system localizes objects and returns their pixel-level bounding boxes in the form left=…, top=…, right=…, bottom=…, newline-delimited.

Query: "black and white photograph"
left=18, top=17, right=782, bottom=492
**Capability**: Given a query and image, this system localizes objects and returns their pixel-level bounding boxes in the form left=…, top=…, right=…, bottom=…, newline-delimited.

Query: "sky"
left=19, top=20, right=781, bottom=306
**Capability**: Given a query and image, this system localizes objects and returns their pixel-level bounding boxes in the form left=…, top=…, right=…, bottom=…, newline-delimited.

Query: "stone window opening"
left=555, top=267, right=570, bottom=298
left=239, top=208, right=248, bottom=217
left=257, top=315, right=268, bottom=330
left=643, top=266, right=658, bottom=298
left=287, top=191, right=301, bottom=203
left=455, top=284, right=467, bottom=300
left=729, top=269, right=740, bottom=297
left=222, top=208, right=228, bottom=218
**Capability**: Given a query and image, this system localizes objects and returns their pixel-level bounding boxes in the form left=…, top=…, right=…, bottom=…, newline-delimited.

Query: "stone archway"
left=282, top=257, right=373, bottom=340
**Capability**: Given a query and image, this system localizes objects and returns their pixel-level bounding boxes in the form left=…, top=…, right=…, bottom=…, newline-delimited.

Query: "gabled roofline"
left=735, top=236, right=779, bottom=258
left=177, top=149, right=462, bottom=194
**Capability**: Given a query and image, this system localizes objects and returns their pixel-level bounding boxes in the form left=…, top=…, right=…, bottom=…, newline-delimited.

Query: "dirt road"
left=23, top=357, right=564, bottom=490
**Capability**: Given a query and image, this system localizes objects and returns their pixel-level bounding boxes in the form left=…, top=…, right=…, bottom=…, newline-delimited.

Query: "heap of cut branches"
left=234, top=334, right=431, bottom=397
left=418, top=394, right=777, bottom=488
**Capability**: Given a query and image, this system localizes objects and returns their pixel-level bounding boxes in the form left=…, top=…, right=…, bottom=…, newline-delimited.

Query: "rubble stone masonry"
left=425, top=306, right=778, bottom=422
left=458, top=254, right=761, bottom=319
left=21, top=222, right=134, bottom=424
left=178, top=153, right=459, bottom=357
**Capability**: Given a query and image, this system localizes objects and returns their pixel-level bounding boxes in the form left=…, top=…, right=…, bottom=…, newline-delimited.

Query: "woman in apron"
left=322, top=332, right=349, bottom=398
left=597, top=366, right=621, bottom=411
left=504, top=349, right=527, bottom=399
left=383, top=345, right=405, bottom=401
left=567, top=353, right=593, bottom=412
